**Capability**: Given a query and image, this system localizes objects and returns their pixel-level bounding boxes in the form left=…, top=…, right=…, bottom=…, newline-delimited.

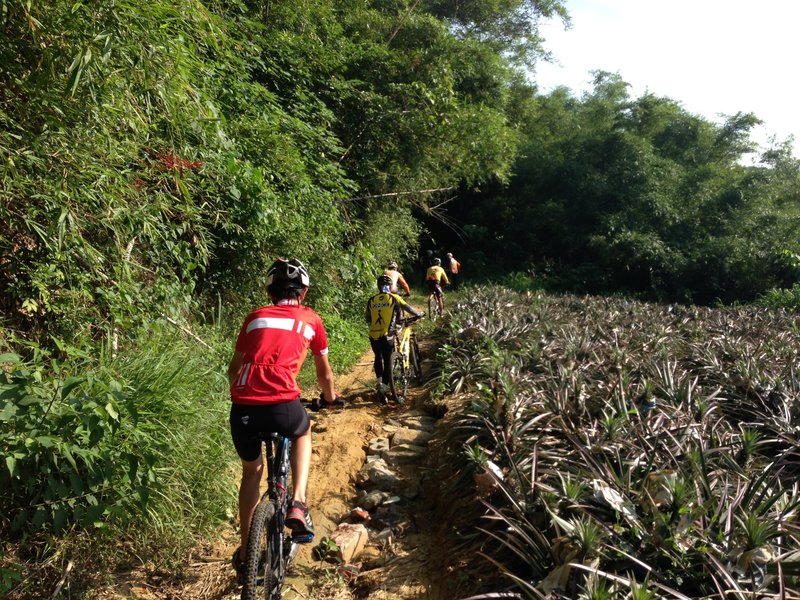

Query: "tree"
left=445, top=72, right=800, bottom=303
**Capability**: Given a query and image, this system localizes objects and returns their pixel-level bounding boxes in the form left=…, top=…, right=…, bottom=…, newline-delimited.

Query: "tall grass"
left=108, top=321, right=235, bottom=567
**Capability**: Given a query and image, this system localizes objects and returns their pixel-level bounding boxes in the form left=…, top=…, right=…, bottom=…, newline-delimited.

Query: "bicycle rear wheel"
left=410, top=336, right=424, bottom=384
left=242, top=498, right=277, bottom=600
left=388, top=350, right=408, bottom=404
left=427, top=294, right=436, bottom=320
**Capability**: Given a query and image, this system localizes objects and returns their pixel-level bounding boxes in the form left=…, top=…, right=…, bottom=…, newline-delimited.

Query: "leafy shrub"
left=755, top=283, right=800, bottom=311
left=499, top=271, right=542, bottom=293
left=0, top=351, right=157, bottom=534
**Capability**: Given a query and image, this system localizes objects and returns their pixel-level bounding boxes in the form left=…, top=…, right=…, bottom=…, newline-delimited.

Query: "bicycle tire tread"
left=388, top=350, right=407, bottom=404
left=241, top=498, right=275, bottom=600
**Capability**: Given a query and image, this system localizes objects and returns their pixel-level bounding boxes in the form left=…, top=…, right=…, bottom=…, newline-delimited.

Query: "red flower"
left=157, top=152, right=204, bottom=171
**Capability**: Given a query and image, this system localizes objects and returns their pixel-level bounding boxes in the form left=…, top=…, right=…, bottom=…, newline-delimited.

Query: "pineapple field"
left=427, top=285, right=800, bottom=598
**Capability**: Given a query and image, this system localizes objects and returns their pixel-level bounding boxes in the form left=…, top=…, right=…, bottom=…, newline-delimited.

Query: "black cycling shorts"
left=427, top=280, right=442, bottom=296
left=229, top=398, right=311, bottom=462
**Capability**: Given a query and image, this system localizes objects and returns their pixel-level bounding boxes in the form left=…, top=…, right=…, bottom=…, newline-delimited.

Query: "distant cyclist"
left=383, top=261, right=412, bottom=296
left=442, top=252, right=461, bottom=290
left=425, top=257, right=450, bottom=315
left=366, top=274, right=424, bottom=403
left=228, top=258, right=341, bottom=581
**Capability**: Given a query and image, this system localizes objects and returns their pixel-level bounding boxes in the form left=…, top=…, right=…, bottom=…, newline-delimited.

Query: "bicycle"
left=240, top=397, right=342, bottom=599
left=388, top=314, right=425, bottom=404
left=426, top=283, right=445, bottom=321
left=240, top=430, right=304, bottom=600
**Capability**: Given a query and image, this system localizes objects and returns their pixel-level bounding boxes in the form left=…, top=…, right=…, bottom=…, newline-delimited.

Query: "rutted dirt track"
left=100, top=343, right=451, bottom=600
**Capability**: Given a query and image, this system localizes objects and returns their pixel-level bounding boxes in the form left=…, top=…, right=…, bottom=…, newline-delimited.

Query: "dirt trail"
left=281, top=349, right=443, bottom=600
left=100, top=344, right=447, bottom=600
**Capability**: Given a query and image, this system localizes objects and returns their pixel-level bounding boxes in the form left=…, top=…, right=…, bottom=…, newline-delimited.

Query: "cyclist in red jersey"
left=228, top=258, right=341, bottom=581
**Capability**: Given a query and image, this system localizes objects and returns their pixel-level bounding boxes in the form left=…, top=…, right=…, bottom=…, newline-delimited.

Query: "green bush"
left=498, top=271, right=542, bottom=293
left=755, top=283, right=800, bottom=311
left=0, top=351, right=157, bottom=534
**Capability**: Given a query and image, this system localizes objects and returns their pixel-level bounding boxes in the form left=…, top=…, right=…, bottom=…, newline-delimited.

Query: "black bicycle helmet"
left=377, top=274, right=393, bottom=290
left=266, top=258, right=310, bottom=289
left=431, top=257, right=441, bottom=266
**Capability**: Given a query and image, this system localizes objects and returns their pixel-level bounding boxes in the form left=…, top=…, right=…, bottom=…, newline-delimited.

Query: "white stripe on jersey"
left=245, top=316, right=317, bottom=342
left=247, top=317, right=295, bottom=333
left=237, top=362, right=251, bottom=387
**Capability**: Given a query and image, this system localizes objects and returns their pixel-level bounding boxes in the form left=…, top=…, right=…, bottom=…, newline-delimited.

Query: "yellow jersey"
left=425, top=265, right=449, bottom=285
left=366, top=292, right=410, bottom=340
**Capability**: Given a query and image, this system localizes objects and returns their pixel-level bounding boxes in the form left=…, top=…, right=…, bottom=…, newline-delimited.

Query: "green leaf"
left=0, top=385, right=23, bottom=402
left=105, top=402, right=119, bottom=421
left=18, top=394, right=44, bottom=406
left=53, top=507, right=68, bottom=532
left=60, top=376, right=85, bottom=400
left=0, top=353, right=21, bottom=364
left=35, top=436, right=55, bottom=448
left=176, top=176, right=191, bottom=201
left=0, top=402, right=19, bottom=420
left=61, top=446, right=78, bottom=472
left=5, top=456, right=16, bottom=477
left=11, top=510, right=28, bottom=532
left=68, top=473, right=84, bottom=494
left=32, top=507, right=47, bottom=528
left=85, top=503, right=105, bottom=527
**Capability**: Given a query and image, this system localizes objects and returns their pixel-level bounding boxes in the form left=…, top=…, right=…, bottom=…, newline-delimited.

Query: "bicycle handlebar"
left=399, top=313, right=425, bottom=325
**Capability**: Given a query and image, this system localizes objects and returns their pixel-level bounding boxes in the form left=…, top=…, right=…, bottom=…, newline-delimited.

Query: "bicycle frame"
left=394, top=321, right=414, bottom=369
left=385, top=314, right=424, bottom=404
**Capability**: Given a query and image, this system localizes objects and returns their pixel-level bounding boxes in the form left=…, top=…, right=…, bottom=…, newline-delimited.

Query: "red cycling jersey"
left=231, top=302, right=329, bottom=405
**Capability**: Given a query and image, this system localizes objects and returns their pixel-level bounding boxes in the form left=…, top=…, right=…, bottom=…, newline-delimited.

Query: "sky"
left=533, top=0, right=799, bottom=156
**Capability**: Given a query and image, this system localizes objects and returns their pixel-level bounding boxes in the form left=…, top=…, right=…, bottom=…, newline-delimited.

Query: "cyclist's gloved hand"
left=311, top=393, right=345, bottom=411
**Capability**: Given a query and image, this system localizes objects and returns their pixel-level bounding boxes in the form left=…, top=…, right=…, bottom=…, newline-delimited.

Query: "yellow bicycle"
left=388, top=314, right=424, bottom=403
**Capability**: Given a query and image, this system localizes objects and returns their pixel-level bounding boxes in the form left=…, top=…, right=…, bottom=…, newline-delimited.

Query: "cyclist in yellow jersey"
left=425, top=257, right=450, bottom=315
left=365, top=274, right=424, bottom=403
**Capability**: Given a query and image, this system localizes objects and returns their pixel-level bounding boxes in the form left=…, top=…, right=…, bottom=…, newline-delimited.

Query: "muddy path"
left=99, top=340, right=450, bottom=600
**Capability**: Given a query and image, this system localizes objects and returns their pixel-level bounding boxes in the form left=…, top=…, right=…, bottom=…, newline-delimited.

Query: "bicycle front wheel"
left=242, top=498, right=277, bottom=600
left=388, top=351, right=408, bottom=404
left=411, top=336, right=424, bottom=385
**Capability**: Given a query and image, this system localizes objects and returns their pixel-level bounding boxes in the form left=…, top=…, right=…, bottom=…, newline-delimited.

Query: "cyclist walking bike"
left=366, top=274, right=424, bottom=404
